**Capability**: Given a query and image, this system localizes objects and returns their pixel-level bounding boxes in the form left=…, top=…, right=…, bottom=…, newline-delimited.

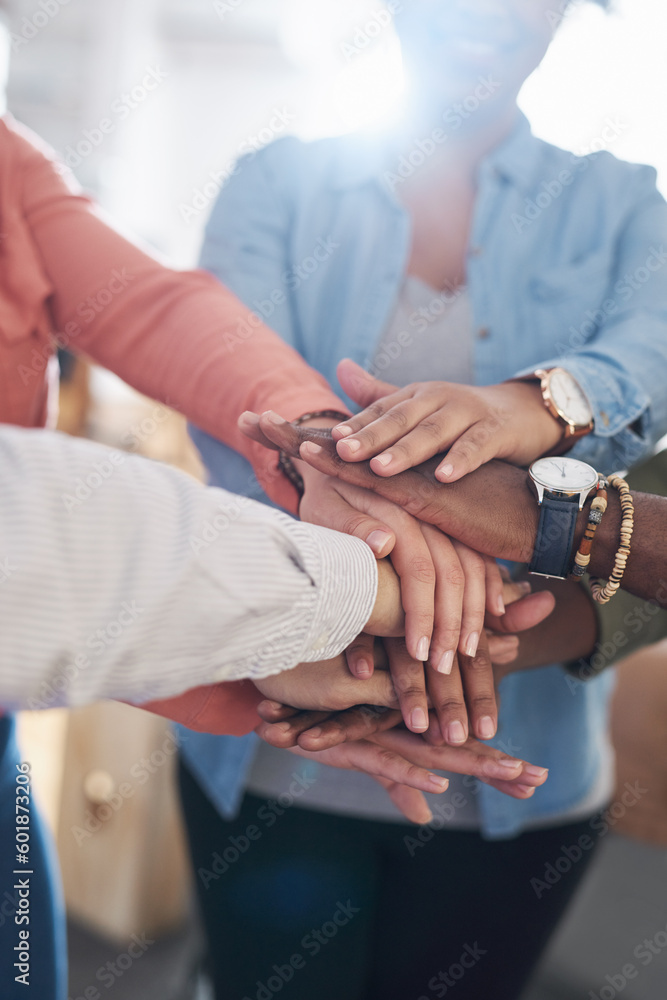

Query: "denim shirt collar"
left=330, top=111, right=541, bottom=197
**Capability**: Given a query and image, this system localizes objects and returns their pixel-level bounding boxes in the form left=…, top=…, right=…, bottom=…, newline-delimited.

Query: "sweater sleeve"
left=9, top=118, right=346, bottom=513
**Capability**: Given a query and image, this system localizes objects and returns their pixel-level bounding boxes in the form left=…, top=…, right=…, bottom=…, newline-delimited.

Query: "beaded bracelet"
left=589, top=473, right=634, bottom=604
left=278, top=410, right=350, bottom=497
left=569, top=479, right=609, bottom=581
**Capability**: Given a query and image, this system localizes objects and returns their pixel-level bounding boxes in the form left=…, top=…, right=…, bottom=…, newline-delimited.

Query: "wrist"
left=506, top=381, right=564, bottom=457
left=366, top=559, right=404, bottom=636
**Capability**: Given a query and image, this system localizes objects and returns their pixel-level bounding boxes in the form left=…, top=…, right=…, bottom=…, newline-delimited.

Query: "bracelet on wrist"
left=589, top=474, right=634, bottom=604
left=278, top=410, right=350, bottom=497
left=569, top=479, right=609, bottom=581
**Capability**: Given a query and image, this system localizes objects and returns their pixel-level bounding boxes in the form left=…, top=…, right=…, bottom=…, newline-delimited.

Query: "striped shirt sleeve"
left=0, top=425, right=378, bottom=710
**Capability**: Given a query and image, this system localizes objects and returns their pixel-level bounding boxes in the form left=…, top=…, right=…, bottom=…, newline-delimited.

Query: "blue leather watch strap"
left=529, top=495, right=579, bottom=578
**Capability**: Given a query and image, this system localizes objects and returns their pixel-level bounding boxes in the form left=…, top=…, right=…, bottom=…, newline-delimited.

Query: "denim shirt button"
left=477, top=327, right=491, bottom=340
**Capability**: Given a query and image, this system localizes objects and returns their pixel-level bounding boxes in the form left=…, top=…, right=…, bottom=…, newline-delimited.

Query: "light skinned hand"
left=331, top=359, right=563, bottom=482
left=238, top=415, right=540, bottom=564
left=281, top=727, right=548, bottom=813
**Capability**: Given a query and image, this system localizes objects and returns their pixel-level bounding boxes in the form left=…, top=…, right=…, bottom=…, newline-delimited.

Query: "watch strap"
left=529, top=496, right=579, bottom=579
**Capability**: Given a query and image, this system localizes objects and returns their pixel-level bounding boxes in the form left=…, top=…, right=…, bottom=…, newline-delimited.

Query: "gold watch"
left=514, top=367, right=594, bottom=452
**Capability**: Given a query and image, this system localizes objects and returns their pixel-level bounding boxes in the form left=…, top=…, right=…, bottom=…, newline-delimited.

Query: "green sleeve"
left=565, top=450, right=667, bottom=680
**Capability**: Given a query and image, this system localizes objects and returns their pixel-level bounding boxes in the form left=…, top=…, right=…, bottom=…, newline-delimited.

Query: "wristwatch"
left=515, top=368, right=594, bottom=453
left=528, top=456, right=600, bottom=579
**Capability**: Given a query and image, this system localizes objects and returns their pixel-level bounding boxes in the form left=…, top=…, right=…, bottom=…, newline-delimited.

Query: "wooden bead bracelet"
left=569, top=479, right=609, bottom=581
left=589, top=473, right=634, bottom=604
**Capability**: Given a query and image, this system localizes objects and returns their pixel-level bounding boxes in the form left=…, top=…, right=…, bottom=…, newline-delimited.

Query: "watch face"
left=530, top=456, right=598, bottom=494
left=548, top=370, right=593, bottom=426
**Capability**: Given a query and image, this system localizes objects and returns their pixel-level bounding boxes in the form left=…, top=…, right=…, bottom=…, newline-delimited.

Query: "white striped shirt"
left=0, top=425, right=377, bottom=711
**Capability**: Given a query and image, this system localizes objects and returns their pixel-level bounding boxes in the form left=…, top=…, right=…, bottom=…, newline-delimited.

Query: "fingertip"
left=238, top=410, right=258, bottom=426
left=365, top=529, right=394, bottom=556
left=351, top=658, right=374, bottom=679
left=435, top=462, right=455, bottom=481
left=299, top=441, right=323, bottom=458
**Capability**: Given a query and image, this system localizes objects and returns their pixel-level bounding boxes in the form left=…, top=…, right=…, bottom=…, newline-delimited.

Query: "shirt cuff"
left=288, top=521, right=379, bottom=662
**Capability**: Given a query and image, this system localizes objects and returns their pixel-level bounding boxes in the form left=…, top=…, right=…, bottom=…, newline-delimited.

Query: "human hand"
left=283, top=727, right=548, bottom=813
left=254, top=655, right=398, bottom=713
left=256, top=577, right=555, bottom=745
left=240, top=414, right=540, bottom=564
left=330, top=359, right=563, bottom=482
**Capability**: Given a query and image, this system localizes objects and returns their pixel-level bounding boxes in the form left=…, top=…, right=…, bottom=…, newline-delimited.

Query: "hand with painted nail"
left=237, top=409, right=540, bottom=564
left=273, top=414, right=506, bottom=683
left=267, top=716, right=548, bottom=809
left=329, top=359, right=563, bottom=483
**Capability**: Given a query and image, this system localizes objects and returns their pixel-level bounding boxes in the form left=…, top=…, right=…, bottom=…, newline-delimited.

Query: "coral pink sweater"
left=0, top=115, right=346, bottom=733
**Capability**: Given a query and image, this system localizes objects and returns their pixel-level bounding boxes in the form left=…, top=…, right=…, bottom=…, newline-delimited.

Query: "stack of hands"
left=161, top=361, right=568, bottom=824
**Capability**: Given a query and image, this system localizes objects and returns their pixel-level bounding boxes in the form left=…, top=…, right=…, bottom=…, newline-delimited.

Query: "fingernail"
left=411, top=708, right=428, bottom=731
left=494, top=635, right=519, bottom=647
left=301, top=442, right=323, bottom=456
left=438, top=463, right=454, bottom=479
left=478, top=716, right=496, bottom=739
left=436, top=650, right=454, bottom=675
left=497, top=758, right=522, bottom=770
left=516, top=784, right=536, bottom=796
left=341, top=438, right=361, bottom=454
left=416, top=637, right=430, bottom=662
left=496, top=595, right=506, bottom=616
left=336, top=425, right=353, bottom=437
left=429, top=775, right=449, bottom=790
left=518, top=580, right=532, bottom=594
left=523, top=765, right=549, bottom=779
left=366, top=529, right=393, bottom=556
left=355, top=659, right=372, bottom=679
left=305, top=727, right=322, bottom=739
left=446, top=721, right=466, bottom=745
left=466, top=632, right=480, bottom=658
left=264, top=411, right=286, bottom=425
left=373, top=453, right=393, bottom=467
left=273, top=722, right=292, bottom=734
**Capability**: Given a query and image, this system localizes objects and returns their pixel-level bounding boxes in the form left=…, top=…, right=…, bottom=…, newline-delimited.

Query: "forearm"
left=18, top=124, right=343, bottom=513
left=0, top=426, right=377, bottom=710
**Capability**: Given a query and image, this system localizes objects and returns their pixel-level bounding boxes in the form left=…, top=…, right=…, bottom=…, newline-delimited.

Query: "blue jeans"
left=0, top=715, right=66, bottom=999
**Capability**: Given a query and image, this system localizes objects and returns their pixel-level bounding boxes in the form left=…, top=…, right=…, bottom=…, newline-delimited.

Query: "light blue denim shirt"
left=182, top=114, right=667, bottom=838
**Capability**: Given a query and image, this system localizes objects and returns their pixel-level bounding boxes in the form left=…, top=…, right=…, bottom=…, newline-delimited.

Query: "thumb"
left=336, top=358, right=399, bottom=410
left=487, top=590, right=556, bottom=635
left=307, top=484, right=397, bottom=558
